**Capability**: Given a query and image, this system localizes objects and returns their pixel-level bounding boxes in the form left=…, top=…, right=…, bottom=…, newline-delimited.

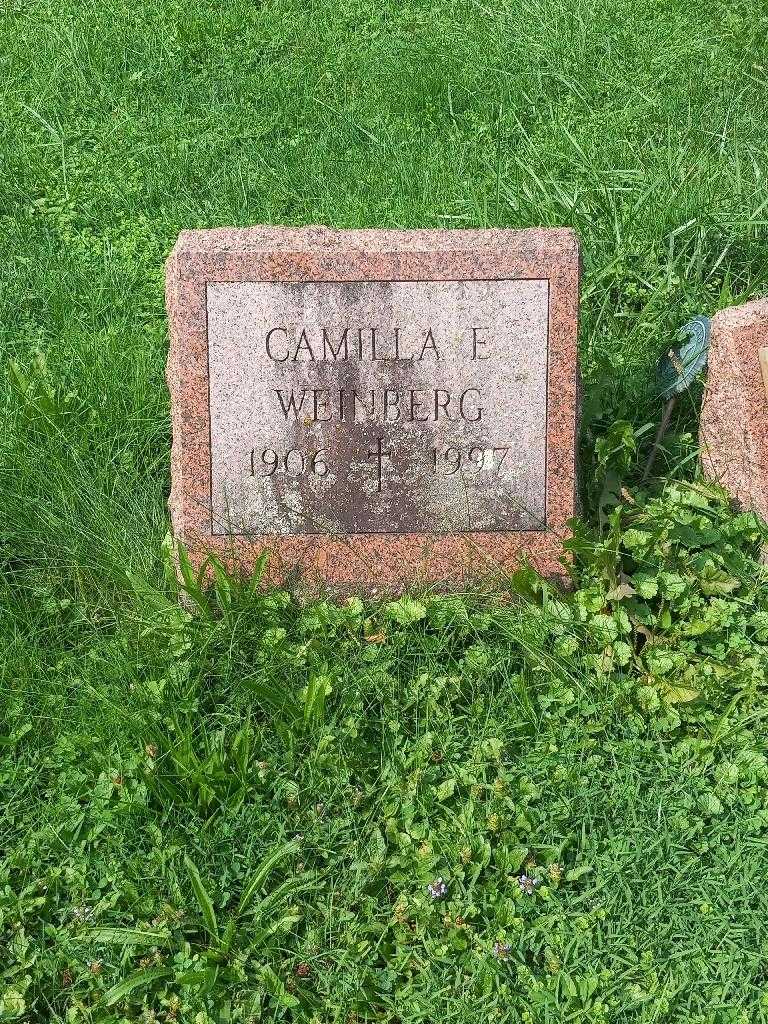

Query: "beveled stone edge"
left=168, top=225, right=580, bottom=258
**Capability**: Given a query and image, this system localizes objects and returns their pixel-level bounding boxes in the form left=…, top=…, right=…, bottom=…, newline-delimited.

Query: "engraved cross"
left=366, top=436, right=393, bottom=493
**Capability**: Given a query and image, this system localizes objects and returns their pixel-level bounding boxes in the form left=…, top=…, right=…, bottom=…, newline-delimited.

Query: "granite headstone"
left=165, top=227, right=580, bottom=588
left=700, top=299, right=768, bottom=521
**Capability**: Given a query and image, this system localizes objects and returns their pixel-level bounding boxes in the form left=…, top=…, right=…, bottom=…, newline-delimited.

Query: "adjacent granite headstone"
left=165, top=227, right=580, bottom=588
left=700, top=299, right=768, bottom=521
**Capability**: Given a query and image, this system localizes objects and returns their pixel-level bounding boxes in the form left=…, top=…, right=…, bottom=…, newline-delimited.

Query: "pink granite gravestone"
left=165, top=227, right=580, bottom=589
left=700, top=299, right=768, bottom=521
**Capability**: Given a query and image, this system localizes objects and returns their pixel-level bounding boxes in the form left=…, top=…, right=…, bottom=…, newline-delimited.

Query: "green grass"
left=3, top=0, right=768, bottom=1020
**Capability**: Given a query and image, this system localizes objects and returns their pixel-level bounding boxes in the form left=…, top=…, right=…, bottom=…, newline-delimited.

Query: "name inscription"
left=206, top=279, right=549, bottom=536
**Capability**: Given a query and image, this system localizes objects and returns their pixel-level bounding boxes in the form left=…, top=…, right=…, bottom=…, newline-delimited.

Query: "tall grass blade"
left=184, top=855, right=219, bottom=941
left=237, top=839, right=299, bottom=917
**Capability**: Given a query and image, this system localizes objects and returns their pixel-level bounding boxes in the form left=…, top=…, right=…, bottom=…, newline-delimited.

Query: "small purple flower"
left=427, top=877, right=448, bottom=901
left=517, top=874, right=540, bottom=895
left=493, top=941, right=511, bottom=959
